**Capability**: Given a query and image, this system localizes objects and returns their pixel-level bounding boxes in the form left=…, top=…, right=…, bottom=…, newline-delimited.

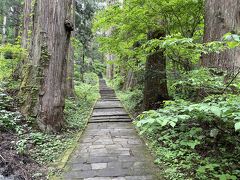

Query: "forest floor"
left=0, top=132, right=47, bottom=180
left=62, top=79, right=161, bottom=180
left=0, top=75, right=99, bottom=180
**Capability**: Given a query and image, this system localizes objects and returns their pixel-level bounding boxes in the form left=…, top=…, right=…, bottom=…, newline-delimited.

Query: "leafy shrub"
left=171, top=68, right=239, bottom=100
left=109, top=75, right=124, bottom=90
left=0, top=44, right=26, bottom=80
left=135, top=95, right=240, bottom=179
left=0, top=88, right=23, bottom=132
left=117, top=88, right=143, bottom=116
left=83, top=72, right=99, bottom=85
left=92, top=60, right=106, bottom=76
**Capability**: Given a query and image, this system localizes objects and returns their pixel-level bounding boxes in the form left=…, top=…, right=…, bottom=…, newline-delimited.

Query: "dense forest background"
left=0, top=0, right=240, bottom=179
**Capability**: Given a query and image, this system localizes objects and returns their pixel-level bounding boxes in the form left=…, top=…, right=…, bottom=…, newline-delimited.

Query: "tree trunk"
left=123, top=71, right=136, bottom=91
left=143, top=30, right=169, bottom=111
left=66, top=0, right=75, bottom=97
left=13, top=0, right=32, bottom=80
left=202, top=0, right=240, bottom=72
left=19, top=0, right=74, bottom=132
left=106, top=54, right=114, bottom=79
left=66, top=43, right=75, bottom=97
left=2, top=16, right=7, bottom=44
left=21, top=0, right=32, bottom=49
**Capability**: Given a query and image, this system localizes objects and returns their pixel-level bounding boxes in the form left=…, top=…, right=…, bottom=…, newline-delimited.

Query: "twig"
left=222, top=67, right=240, bottom=93
left=0, top=154, right=6, bottom=161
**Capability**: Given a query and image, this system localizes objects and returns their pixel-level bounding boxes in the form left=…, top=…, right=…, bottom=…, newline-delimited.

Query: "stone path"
left=63, top=80, right=160, bottom=180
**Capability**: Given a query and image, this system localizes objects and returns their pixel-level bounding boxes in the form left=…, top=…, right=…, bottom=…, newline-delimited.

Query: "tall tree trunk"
left=123, top=71, right=136, bottom=91
left=143, top=30, right=169, bottom=110
left=66, top=0, right=75, bottom=97
left=13, top=0, right=32, bottom=80
left=19, top=0, right=74, bottom=132
left=66, top=44, right=75, bottom=97
left=12, top=4, right=22, bottom=43
left=202, top=0, right=240, bottom=72
left=2, top=16, right=7, bottom=44
left=21, top=0, right=32, bottom=49
left=106, top=54, right=114, bottom=79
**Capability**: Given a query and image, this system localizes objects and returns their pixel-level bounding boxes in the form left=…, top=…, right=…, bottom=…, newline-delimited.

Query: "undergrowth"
left=116, top=69, right=240, bottom=179
left=0, top=72, right=99, bottom=178
left=135, top=95, right=240, bottom=179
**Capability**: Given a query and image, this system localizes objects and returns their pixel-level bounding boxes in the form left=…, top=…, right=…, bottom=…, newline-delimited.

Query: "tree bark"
left=106, top=54, right=114, bottom=79
left=202, top=0, right=240, bottom=72
left=21, top=0, right=32, bottom=49
left=19, top=0, right=73, bottom=132
left=66, top=0, right=75, bottom=97
left=2, top=16, right=7, bottom=44
left=13, top=0, right=31, bottom=79
left=66, top=43, right=75, bottom=97
left=143, top=30, right=169, bottom=110
left=123, top=71, right=136, bottom=91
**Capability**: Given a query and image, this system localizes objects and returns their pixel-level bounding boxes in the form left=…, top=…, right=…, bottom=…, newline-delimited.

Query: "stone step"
left=101, top=98, right=119, bottom=101
left=95, top=101, right=122, bottom=108
left=92, top=112, right=129, bottom=117
left=89, top=118, right=132, bottom=123
left=101, top=97, right=117, bottom=99
left=91, top=115, right=130, bottom=120
left=94, top=106, right=123, bottom=110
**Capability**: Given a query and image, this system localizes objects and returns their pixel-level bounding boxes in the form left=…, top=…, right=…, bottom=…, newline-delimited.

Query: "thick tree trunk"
left=21, top=0, right=32, bottom=49
left=143, top=30, right=169, bottom=111
left=202, top=0, right=240, bottom=72
left=19, top=0, right=73, bottom=132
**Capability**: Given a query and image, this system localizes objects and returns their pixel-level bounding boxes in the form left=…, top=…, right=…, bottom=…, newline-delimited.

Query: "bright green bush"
left=135, top=95, right=240, bottom=179
left=117, top=88, right=143, bottom=116
left=0, top=87, right=23, bottom=132
left=0, top=44, right=26, bottom=80
left=170, top=68, right=240, bottom=100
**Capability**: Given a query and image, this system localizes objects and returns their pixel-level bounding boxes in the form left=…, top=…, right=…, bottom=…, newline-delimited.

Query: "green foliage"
left=135, top=95, right=240, bottom=179
left=0, top=44, right=26, bottom=80
left=92, top=60, right=106, bottom=76
left=29, top=132, right=73, bottom=164
left=93, top=0, right=204, bottom=71
left=117, top=88, right=143, bottom=116
left=0, top=88, right=23, bottom=132
left=0, top=72, right=99, bottom=165
left=170, top=68, right=239, bottom=100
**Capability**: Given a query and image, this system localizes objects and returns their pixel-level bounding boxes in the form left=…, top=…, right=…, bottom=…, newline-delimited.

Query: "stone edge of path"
left=49, top=98, right=99, bottom=180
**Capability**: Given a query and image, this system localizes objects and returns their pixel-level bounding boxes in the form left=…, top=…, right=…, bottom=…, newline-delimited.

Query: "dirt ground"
left=0, top=133, right=47, bottom=180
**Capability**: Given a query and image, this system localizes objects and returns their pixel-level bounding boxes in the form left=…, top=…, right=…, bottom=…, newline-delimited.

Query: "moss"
left=40, top=44, right=50, bottom=67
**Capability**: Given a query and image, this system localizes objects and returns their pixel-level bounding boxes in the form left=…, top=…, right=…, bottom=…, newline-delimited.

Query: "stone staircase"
left=90, top=79, right=131, bottom=123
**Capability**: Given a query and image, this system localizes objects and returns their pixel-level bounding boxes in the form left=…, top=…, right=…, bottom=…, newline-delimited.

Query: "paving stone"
left=71, top=163, right=92, bottom=171
left=125, top=176, right=153, bottom=180
left=63, top=80, right=160, bottom=180
left=84, top=177, right=111, bottom=180
left=112, top=177, right=126, bottom=180
left=91, top=163, right=107, bottom=170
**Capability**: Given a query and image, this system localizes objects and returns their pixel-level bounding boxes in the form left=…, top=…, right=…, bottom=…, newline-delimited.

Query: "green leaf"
left=234, top=122, right=240, bottom=131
